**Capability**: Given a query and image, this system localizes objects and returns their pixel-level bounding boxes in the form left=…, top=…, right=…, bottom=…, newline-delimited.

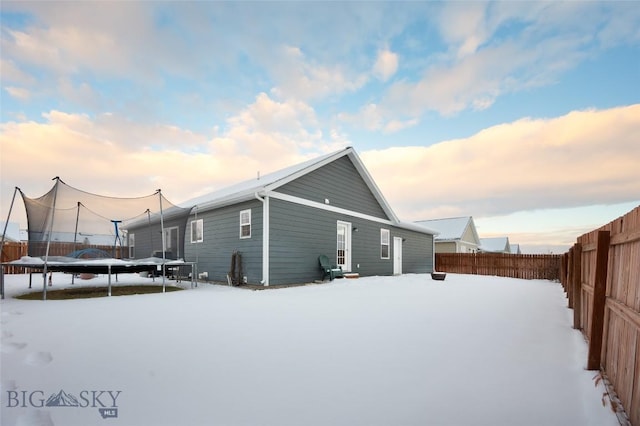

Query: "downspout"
left=254, top=192, right=269, bottom=286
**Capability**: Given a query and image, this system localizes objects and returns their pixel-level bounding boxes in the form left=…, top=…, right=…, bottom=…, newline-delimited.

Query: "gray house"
left=479, top=237, right=511, bottom=254
left=129, top=147, right=436, bottom=286
left=415, top=216, right=480, bottom=253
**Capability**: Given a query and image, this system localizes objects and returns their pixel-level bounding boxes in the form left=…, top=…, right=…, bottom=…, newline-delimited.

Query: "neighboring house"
left=479, top=237, right=511, bottom=254
left=128, top=147, right=437, bottom=286
left=510, top=244, right=521, bottom=255
left=415, top=216, right=480, bottom=253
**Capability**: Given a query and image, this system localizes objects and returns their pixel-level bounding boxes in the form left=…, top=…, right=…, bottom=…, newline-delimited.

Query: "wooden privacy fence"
left=0, top=241, right=129, bottom=274
left=435, top=252, right=561, bottom=280
left=0, top=241, right=28, bottom=274
left=562, top=205, right=640, bottom=426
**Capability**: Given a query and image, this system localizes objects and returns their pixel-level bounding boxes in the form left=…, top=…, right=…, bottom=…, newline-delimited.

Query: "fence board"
left=575, top=204, right=640, bottom=425
left=0, top=242, right=28, bottom=273
left=632, top=335, right=640, bottom=426
left=587, top=231, right=611, bottom=370
left=573, top=244, right=582, bottom=329
left=1, top=241, right=129, bottom=274
left=435, top=252, right=561, bottom=280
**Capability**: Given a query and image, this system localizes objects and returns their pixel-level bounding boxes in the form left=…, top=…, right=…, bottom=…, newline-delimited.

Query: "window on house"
left=381, top=228, right=390, bottom=259
left=240, top=209, right=251, bottom=239
left=191, top=219, right=203, bottom=243
left=128, top=233, right=135, bottom=259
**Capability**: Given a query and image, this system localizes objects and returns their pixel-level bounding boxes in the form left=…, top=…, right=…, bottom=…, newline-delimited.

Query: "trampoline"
left=0, top=177, right=195, bottom=300
left=2, top=256, right=196, bottom=298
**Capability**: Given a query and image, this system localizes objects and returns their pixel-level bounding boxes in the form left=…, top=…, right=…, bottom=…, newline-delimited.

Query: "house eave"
left=195, top=190, right=263, bottom=213
left=397, top=221, right=438, bottom=235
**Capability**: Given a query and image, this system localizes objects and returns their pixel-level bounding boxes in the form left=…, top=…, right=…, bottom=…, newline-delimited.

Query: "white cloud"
left=5, top=87, right=31, bottom=101
left=372, top=1, right=637, bottom=119
left=4, top=0, right=634, bottom=132
left=217, top=92, right=331, bottom=163
left=383, top=118, right=419, bottom=133
left=270, top=46, right=369, bottom=101
left=338, top=104, right=384, bottom=132
left=57, top=78, right=102, bottom=110
left=596, top=2, right=640, bottom=47
left=338, top=103, right=419, bottom=134
left=360, top=104, right=640, bottom=221
left=437, top=1, right=489, bottom=58
left=383, top=30, right=590, bottom=117
left=0, top=2, right=161, bottom=78
left=0, top=58, right=36, bottom=86
left=373, top=49, right=398, bottom=81
left=0, top=93, right=341, bottom=223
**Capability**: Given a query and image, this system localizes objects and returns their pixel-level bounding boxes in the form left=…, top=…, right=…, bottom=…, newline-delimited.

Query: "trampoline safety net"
left=18, top=177, right=193, bottom=259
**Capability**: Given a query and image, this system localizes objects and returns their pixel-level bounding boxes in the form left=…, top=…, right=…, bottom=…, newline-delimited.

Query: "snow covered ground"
left=1, top=272, right=620, bottom=426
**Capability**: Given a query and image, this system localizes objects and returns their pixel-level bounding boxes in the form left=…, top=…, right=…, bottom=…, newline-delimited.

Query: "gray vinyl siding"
left=184, top=200, right=263, bottom=284
left=126, top=216, right=189, bottom=260
left=268, top=199, right=433, bottom=285
left=277, top=156, right=389, bottom=220
left=392, top=227, right=434, bottom=273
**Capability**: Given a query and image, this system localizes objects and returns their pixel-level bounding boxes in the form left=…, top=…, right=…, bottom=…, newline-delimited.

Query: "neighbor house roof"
left=480, top=237, right=511, bottom=253
left=181, top=147, right=436, bottom=235
left=415, top=216, right=479, bottom=243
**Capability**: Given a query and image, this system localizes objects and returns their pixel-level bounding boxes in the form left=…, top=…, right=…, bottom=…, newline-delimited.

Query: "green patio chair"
left=319, top=255, right=343, bottom=281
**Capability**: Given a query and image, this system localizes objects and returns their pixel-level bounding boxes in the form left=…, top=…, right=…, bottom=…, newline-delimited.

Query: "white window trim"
left=240, top=209, right=251, bottom=239
left=191, top=219, right=203, bottom=243
left=336, top=220, right=352, bottom=272
left=381, top=228, right=390, bottom=259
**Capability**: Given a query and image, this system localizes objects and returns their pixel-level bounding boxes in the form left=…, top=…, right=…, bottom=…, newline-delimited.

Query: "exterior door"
left=393, top=237, right=403, bottom=275
left=336, top=221, right=352, bottom=272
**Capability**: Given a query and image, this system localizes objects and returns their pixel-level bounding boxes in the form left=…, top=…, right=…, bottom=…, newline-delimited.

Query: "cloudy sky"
left=1, top=1, right=639, bottom=253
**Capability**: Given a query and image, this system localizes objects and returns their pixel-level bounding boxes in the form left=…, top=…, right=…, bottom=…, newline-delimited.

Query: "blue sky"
left=1, top=1, right=639, bottom=253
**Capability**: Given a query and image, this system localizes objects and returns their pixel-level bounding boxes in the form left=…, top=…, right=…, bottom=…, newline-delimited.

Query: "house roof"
left=480, top=237, right=511, bottom=253
left=415, top=216, right=478, bottom=243
left=181, top=147, right=436, bottom=235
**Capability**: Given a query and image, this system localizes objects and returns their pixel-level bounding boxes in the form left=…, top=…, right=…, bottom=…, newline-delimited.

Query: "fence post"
left=566, top=246, right=574, bottom=306
left=587, top=230, right=611, bottom=370
left=572, top=243, right=582, bottom=330
left=563, top=252, right=570, bottom=288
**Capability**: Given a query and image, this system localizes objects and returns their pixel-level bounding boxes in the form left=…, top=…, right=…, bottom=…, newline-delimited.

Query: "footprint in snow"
left=1, top=310, right=23, bottom=316
left=1, top=311, right=23, bottom=324
left=16, top=410, right=54, bottom=426
left=24, top=351, right=53, bottom=367
left=2, top=342, right=28, bottom=353
left=3, top=379, right=18, bottom=392
left=1, top=329, right=14, bottom=339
